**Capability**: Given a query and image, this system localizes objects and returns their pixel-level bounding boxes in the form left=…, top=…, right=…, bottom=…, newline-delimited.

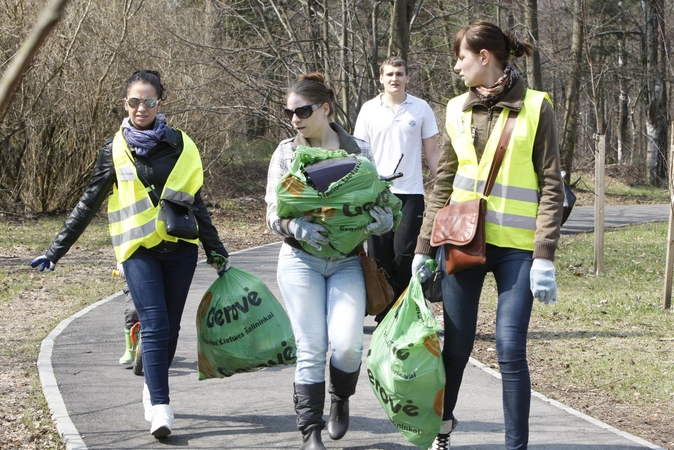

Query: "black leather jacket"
left=45, top=127, right=228, bottom=263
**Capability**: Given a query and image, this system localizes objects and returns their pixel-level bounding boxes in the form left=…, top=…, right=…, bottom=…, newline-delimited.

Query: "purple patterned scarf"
left=121, top=114, right=167, bottom=156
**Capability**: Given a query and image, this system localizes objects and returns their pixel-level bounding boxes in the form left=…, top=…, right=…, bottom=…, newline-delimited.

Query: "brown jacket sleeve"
left=415, top=125, right=458, bottom=257
left=531, top=98, right=564, bottom=261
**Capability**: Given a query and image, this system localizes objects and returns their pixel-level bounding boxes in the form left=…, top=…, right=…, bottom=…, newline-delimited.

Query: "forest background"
left=1, top=0, right=672, bottom=213
left=1, top=0, right=673, bottom=449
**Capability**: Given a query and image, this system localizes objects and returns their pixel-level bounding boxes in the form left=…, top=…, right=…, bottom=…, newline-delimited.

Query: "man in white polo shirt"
left=354, top=56, right=440, bottom=323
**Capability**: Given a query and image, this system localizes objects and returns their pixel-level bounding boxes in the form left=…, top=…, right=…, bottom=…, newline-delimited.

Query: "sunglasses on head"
left=284, top=103, right=323, bottom=120
left=125, top=97, right=158, bottom=109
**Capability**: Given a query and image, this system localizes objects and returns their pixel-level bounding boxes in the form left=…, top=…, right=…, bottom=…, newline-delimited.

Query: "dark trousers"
left=367, top=194, right=424, bottom=321
left=440, top=245, right=534, bottom=450
left=123, top=241, right=198, bottom=405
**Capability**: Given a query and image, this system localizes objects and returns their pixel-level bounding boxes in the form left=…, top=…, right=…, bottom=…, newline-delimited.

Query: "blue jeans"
left=123, top=241, right=198, bottom=405
left=440, top=244, right=533, bottom=450
left=277, top=243, right=366, bottom=384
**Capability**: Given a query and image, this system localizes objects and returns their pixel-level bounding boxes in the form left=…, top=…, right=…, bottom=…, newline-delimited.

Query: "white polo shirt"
left=354, top=93, right=439, bottom=195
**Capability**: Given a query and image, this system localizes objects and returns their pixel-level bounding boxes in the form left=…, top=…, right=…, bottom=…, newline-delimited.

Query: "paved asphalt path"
left=38, top=204, right=670, bottom=450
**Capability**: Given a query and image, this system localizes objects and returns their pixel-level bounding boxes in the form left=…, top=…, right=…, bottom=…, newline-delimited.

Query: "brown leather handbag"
left=357, top=245, right=395, bottom=315
left=430, top=110, right=519, bottom=275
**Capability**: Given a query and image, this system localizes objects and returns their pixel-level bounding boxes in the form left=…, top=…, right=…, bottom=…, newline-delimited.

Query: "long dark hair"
left=286, top=72, right=335, bottom=118
left=453, top=21, right=534, bottom=69
left=124, top=70, right=166, bottom=101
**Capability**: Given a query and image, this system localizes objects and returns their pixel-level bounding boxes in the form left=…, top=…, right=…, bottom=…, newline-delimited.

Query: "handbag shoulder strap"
left=483, top=109, right=519, bottom=197
left=123, top=148, right=160, bottom=204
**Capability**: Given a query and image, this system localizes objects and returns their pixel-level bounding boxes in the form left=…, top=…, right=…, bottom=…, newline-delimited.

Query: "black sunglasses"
left=126, top=97, right=158, bottom=109
left=284, top=103, right=323, bottom=120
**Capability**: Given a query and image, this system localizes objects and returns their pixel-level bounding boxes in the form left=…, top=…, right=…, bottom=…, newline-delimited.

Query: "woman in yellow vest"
left=30, top=70, right=229, bottom=438
left=411, top=22, right=564, bottom=449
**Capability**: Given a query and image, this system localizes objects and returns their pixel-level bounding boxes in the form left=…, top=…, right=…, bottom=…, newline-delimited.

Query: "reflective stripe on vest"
left=445, top=89, right=549, bottom=251
left=108, top=130, right=203, bottom=262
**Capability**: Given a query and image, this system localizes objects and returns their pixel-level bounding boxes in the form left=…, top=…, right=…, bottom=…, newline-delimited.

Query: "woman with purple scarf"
left=30, top=70, right=229, bottom=439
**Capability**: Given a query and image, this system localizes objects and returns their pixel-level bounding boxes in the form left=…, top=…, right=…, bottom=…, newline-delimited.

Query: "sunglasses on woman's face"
left=125, top=97, right=158, bottom=109
left=284, top=103, right=323, bottom=120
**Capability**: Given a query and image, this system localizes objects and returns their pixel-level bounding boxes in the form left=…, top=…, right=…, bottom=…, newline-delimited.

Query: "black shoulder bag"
left=126, top=150, right=199, bottom=240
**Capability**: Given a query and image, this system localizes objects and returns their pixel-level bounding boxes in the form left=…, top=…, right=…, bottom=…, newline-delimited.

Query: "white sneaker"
left=431, top=419, right=458, bottom=450
left=150, top=404, right=174, bottom=438
left=142, top=383, right=152, bottom=422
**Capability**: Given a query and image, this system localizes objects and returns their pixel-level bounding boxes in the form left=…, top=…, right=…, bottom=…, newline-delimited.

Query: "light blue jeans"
left=277, top=243, right=366, bottom=384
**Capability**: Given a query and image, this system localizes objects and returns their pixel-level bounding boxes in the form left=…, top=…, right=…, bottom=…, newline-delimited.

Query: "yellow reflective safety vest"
left=108, top=130, right=203, bottom=262
left=445, top=89, right=550, bottom=251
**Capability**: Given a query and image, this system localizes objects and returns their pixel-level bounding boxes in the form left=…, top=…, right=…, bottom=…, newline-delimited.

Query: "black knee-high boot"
left=293, top=382, right=326, bottom=450
left=327, top=360, right=360, bottom=440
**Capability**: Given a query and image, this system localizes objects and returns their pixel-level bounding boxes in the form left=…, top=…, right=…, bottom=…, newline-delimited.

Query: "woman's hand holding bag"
left=288, top=216, right=329, bottom=251
left=367, top=206, right=394, bottom=235
left=366, top=272, right=445, bottom=448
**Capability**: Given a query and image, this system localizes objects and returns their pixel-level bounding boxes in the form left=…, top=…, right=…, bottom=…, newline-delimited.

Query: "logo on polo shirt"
left=408, top=120, right=417, bottom=127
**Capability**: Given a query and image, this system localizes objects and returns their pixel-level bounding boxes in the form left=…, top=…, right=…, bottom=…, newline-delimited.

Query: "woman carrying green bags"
left=265, top=72, right=395, bottom=450
left=412, top=22, right=564, bottom=449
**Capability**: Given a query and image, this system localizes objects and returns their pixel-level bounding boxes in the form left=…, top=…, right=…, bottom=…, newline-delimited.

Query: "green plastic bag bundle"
left=366, top=274, right=445, bottom=449
left=196, top=266, right=297, bottom=380
left=276, top=145, right=402, bottom=259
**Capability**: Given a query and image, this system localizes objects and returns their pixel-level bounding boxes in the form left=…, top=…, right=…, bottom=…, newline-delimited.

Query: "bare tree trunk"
left=644, top=0, right=668, bottom=186
left=0, top=0, right=71, bottom=123
left=523, top=0, right=542, bottom=90
left=322, top=2, right=330, bottom=77
left=560, top=0, right=584, bottom=181
left=388, top=0, right=415, bottom=60
left=617, top=31, right=628, bottom=164
left=340, top=0, right=350, bottom=126
left=370, top=0, right=382, bottom=83
left=305, top=0, right=321, bottom=72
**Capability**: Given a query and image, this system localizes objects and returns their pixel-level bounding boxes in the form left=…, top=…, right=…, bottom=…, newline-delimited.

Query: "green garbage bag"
left=196, top=266, right=297, bottom=380
left=366, top=274, right=445, bottom=449
left=276, top=145, right=402, bottom=259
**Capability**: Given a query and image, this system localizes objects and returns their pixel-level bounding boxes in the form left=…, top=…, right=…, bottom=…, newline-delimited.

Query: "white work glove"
left=411, top=254, right=432, bottom=282
left=116, top=263, right=126, bottom=280
left=530, top=258, right=557, bottom=305
left=367, top=206, right=394, bottom=236
left=288, top=216, right=329, bottom=251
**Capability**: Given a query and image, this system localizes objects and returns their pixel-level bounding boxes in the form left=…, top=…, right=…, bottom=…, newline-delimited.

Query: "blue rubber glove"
left=411, top=254, right=432, bottom=282
left=367, top=206, right=394, bottom=236
left=288, top=216, right=329, bottom=251
left=30, top=255, right=55, bottom=272
left=208, top=251, right=230, bottom=277
left=530, top=258, right=557, bottom=304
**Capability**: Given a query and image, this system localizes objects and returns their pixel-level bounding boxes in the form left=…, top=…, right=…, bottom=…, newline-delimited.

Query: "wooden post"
left=594, top=134, right=605, bottom=275
left=663, top=122, right=674, bottom=309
